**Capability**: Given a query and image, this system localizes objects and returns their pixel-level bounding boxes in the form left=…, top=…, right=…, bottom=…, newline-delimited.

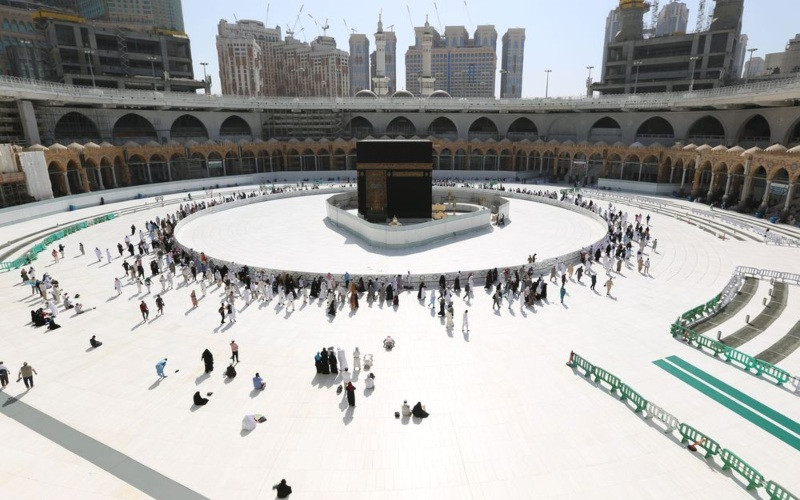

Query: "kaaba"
left=356, top=140, right=433, bottom=222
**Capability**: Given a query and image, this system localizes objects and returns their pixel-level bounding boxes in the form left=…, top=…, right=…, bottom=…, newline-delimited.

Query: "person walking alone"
left=139, top=300, right=150, bottom=321
left=155, top=358, right=168, bottom=378
left=0, top=360, right=10, bottom=389
left=155, top=295, right=165, bottom=316
left=230, top=340, right=239, bottom=363
left=17, top=362, right=37, bottom=389
left=605, top=277, right=614, bottom=296
left=590, top=273, right=597, bottom=292
left=462, top=310, right=469, bottom=333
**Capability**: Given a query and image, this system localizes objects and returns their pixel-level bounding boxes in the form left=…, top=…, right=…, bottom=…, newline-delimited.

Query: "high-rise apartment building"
left=595, top=0, right=746, bottom=94
left=601, top=8, right=621, bottom=82
left=77, top=0, right=183, bottom=31
left=763, top=34, right=800, bottom=76
left=743, top=56, right=765, bottom=78
left=349, top=33, right=369, bottom=95
left=405, top=21, right=497, bottom=98
left=500, top=28, right=525, bottom=98
left=654, top=1, right=688, bottom=37
left=216, top=19, right=349, bottom=98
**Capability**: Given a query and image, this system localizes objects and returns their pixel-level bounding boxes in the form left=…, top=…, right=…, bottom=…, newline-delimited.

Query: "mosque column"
left=146, top=162, right=153, bottom=183
left=706, top=172, right=716, bottom=199
left=722, top=173, right=733, bottom=202
left=784, top=183, right=796, bottom=212
left=95, top=167, right=104, bottom=190
left=737, top=159, right=753, bottom=209
left=166, top=161, right=172, bottom=181
left=680, top=167, right=687, bottom=189
left=669, top=164, right=675, bottom=184
left=62, top=172, right=71, bottom=195
left=758, top=181, right=772, bottom=211
left=110, top=166, right=118, bottom=188
left=637, top=162, right=643, bottom=182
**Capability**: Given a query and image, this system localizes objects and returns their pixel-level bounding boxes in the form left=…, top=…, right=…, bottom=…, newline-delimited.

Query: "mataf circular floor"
left=174, top=193, right=607, bottom=275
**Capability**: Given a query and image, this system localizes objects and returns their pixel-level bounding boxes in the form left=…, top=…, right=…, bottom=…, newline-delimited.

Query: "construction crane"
left=291, top=4, right=304, bottom=34
left=433, top=2, right=444, bottom=33
left=406, top=4, right=414, bottom=30
left=463, top=0, right=473, bottom=32
left=308, top=14, right=321, bottom=37
left=695, top=0, right=707, bottom=33
left=649, top=0, right=659, bottom=31
left=342, top=19, right=356, bottom=34
left=320, top=18, right=329, bottom=37
left=265, top=3, right=269, bottom=26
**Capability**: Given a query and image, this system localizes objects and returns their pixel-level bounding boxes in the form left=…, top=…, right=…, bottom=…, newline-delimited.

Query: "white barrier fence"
left=691, top=208, right=800, bottom=246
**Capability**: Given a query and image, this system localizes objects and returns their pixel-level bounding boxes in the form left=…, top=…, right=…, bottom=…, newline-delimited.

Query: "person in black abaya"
left=345, top=381, right=356, bottom=407
left=320, top=348, right=330, bottom=374
left=417, top=281, right=425, bottom=301
left=412, top=401, right=429, bottom=418
left=201, top=349, right=214, bottom=373
left=454, top=273, right=461, bottom=292
left=438, top=295, right=445, bottom=316
left=193, top=391, right=208, bottom=406
left=328, top=348, right=338, bottom=374
left=438, top=274, right=446, bottom=291
left=327, top=298, right=336, bottom=317
left=386, top=284, right=394, bottom=301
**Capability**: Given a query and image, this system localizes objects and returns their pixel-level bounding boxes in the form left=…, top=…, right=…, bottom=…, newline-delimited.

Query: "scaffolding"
left=116, top=27, right=130, bottom=77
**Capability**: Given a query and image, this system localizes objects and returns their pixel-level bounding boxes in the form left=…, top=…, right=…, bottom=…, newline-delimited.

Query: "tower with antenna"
left=372, top=12, right=391, bottom=96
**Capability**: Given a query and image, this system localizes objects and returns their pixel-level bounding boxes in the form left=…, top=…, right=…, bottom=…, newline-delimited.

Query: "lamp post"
left=688, top=56, right=701, bottom=92
left=745, top=47, right=758, bottom=84
left=632, top=60, right=643, bottom=94
left=84, top=49, right=96, bottom=88
left=147, top=55, right=157, bottom=90
left=199, top=61, right=209, bottom=94
left=544, top=69, right=552, bottom=98
left=586, top=65, right=594, bottom=97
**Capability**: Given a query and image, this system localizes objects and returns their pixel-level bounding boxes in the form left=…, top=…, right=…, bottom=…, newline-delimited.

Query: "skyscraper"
left=654, top=1, right=688, bottom=37
left=601, top=8, right=621, bottom=82
left=349, top=33, right=370, bottom=96
left=500, top=28, right=525, bottom=98
left=216, top=19, right=349, bottom=98
left=405, top=22, right=497, bottom=98
left=77, top=0, right=184, bottom=31
left=371, top=24, right=397, bottom=95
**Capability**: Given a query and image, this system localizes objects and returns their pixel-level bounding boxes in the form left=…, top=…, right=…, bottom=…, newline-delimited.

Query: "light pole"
left=632, top=60, right=643, bottom=94
left=745, top=48, right=758, bottom=84
left=199, top=61, right=208, bottom=94
left=147, top=55, right=157, bottom=90
left=498, top=69, right=508, bottom=97
left=688, top=56, right=701, bottom=92
left=84, top=49, right=96, bottom=88
left=544, top=69, right=552, bottom=98
left=586, top=65, right=594, bottom=97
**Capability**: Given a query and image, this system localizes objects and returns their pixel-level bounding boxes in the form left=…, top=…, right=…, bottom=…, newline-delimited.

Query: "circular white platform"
left=174, top=193, right=607, bottom=275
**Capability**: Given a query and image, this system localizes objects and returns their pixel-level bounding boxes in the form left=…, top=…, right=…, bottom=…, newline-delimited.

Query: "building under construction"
left=594, top=0, right=747, bottom=95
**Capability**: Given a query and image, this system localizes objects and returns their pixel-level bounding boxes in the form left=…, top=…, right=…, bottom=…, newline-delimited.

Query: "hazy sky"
left=183, top=0, right=798, bottom=97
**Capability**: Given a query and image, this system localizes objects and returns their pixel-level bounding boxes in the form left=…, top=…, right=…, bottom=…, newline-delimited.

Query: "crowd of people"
left=4, top=181, right=662, bottom=498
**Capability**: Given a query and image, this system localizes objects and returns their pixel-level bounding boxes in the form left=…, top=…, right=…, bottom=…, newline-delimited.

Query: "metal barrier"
left=566, top=351, right=795, bottom=497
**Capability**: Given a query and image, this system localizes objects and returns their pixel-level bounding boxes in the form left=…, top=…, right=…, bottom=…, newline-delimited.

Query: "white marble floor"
left=174, top=193, right=607, bottom=275
left=1, top=184, right=799, bottom=500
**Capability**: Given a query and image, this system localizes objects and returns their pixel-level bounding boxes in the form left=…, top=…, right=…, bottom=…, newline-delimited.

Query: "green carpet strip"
left=666, top=355, right=800, bottom=436
left=653, top=359, right=800, bottom=452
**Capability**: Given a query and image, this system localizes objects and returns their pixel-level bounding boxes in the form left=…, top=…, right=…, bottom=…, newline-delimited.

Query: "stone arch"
left=469, top=148, right=484, bottom=170
left=65, top=160, right=86, bottom=193
left=348, top=116, right=374, bottom=139
left=438, top=148, right=453, bottom=170
left=687, top=115, right=725, bottom=146
left=454, top=148, right=467, bottom=169
left=54, top=112, right=101, bottom=144
left=588, top=116, right=622, bottom=143
left=271, top=151, right=285, bottom=171
left=99, top=156, right=115, bottom=188
left=736, top=114, right=771, bottom=149
left=112, top=113, right=157, bottom=144
left=170, top=114, right=209, bottom=142
left=206, top=152, right=224, bottom=177
left=169, top=153, right=192, bottom=180
left=316, top=148, right=331, bottom=171
left=468, top=117, right=499, bottom=140
left=286, top=148, right=301, bottom=171
left=48, top=161, right=68, bottom=197
left=427, top=117, right=457, bottom=138
left=725, top=163, right=746, bottom=203
left=300, top=148, right=316, bottom=171
left=219, top=115, right=252, bottom=140
left=507, top=117, right=538, bottom=141
left=148, top=153, right=169, bottom=183
left=635, top=116, right=675, bottom=145
left=547, top=117, right=577, bottom=142
left=513, top=150, right=527, bottom=171
left=694, top=160, right=713, bottom=196
left=126, top=154, right=149, bottom=185
left=640, top=155, right=659, bottom=183
left=607, top=154, right=623, bottom=179
left=333, top=148, right=347, bottom=170
left=785, top=116, right=800, bottom=147
left=386, top=116, right=416, bottom=137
